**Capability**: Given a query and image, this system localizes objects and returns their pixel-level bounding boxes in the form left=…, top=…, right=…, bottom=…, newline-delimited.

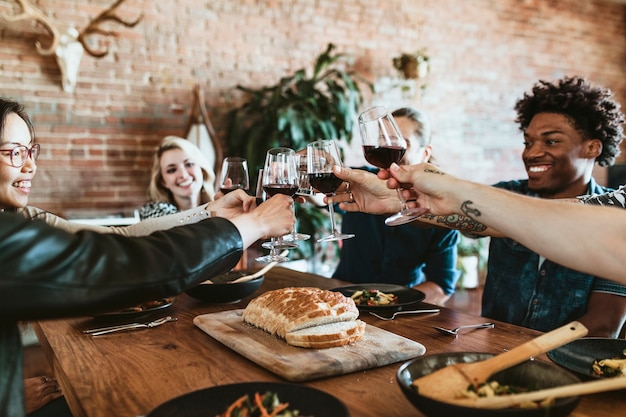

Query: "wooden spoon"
left=200, top=251, right=287, bottom=285
left=229, top=255, right=285, bottom=284
left=453, top=375, right=626, bottom=409
left=412, top=321, right=588, bottom=402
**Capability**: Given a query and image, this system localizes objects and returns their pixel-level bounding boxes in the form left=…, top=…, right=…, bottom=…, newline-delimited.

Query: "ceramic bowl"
left=185, top=270, right=264, bottom=303
left=147, top=381, right=349, bottom=417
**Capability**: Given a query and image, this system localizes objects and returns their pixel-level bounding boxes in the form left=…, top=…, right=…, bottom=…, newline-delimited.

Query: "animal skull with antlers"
left=1, top=0, right=142, bottom=92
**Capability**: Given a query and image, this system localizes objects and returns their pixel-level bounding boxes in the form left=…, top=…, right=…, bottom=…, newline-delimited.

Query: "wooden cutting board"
left=193, top=309, right=426, bottom=382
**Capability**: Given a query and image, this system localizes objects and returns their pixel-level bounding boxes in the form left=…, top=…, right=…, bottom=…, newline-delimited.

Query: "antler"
left=77, top=0, right=143, bottom=58
left=1, top=0, right=60, bottom=55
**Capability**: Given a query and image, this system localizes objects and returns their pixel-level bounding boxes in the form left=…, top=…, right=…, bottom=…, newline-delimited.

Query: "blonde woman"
left=140, top=136, right=216, bottom=219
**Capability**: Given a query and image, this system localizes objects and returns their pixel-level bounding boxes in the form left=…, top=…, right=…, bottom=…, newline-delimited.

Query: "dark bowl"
left=397, top=352, right=581, bottom=417
left=185, top=270, right=264, bottom=303
left=147, top=381, right=349, bottom=417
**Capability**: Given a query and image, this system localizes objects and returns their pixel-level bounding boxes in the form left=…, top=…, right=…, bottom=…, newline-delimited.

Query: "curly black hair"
left=514, top=76, right=624, bottom=167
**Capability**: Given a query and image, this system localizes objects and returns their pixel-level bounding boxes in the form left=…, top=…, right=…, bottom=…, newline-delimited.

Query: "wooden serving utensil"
left=412, top=321, right=588, bottom=402
left=454, top=375, right=626, bottom=409
left=201, top=251, right=287, bottom=285
left=229, top=256, right=284, bottom=284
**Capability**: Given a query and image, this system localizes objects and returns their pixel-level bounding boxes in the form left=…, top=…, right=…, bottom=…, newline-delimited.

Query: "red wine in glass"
left=255, top=168, right=265, bottom=206
left=219, top=185, right=248, bottom=195
left=263, top=184, right=299, bottom=197
left=359, top=106, right=428, bottom=226
left=306, top=139, right=355, bottom=242
left=362, top=145, right=406, bottom=169
left=307, top=172, right=343, bottom=195
left=219, top=157, right=249, bottom=196
left=255, top=147, right=300, bottom=263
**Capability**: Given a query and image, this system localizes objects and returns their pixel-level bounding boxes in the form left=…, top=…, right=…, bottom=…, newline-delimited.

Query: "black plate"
left=146, top=382, right=350, bottom=417
left=93, top=297, right=175, bottom=320
left=548, top=337, right=626, bottom=379
left=332, top=283, right=425, bottom=312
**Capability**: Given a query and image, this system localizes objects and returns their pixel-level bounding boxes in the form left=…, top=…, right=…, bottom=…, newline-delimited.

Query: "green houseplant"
left=456, top=234, right=489, bottom=289
left=226, top=43, right=372, bottom=265
left=227, top=43, right=370, bottom=174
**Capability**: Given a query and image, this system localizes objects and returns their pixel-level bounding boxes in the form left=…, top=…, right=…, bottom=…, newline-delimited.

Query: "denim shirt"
left=482, top=179, right=626, bottom=332
left=332, top=208, right=461, bottom=295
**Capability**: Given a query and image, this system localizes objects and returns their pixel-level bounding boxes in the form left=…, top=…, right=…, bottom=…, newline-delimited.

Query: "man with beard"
left=331, top=76, right=626, bottom=337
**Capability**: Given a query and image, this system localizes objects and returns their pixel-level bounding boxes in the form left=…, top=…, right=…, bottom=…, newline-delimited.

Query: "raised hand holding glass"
left=358, top=106, right=428, bottom=226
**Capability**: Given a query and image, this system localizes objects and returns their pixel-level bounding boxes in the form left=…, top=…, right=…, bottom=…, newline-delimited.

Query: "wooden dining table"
left=34, top=266, right=624, bottom=417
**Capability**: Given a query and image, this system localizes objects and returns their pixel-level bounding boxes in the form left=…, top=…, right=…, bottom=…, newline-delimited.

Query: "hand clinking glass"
left=358, top=106, right=429, bottom=226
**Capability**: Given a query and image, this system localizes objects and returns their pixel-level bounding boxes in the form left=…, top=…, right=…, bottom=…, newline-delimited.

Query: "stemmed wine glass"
left=254, top=168, right=265, bottom=206
left=255, top=147, right=299, bottom=263
left=358, top=106, right=428, bottom=226
left=218, top=157, right=249, bottom=194
left=307, top=139, right=355, bottom=242
left=283, top=154, right=311, bottom=242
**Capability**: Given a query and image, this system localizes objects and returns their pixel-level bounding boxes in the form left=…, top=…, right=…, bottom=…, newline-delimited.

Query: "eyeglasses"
left=0, top=144, right=41, bottom=168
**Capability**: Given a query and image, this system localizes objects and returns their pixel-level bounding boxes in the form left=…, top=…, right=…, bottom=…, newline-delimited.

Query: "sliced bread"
left=285, top=319, right=366, bottom=348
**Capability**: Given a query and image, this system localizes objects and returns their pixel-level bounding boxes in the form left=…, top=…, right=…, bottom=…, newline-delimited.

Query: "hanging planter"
left=392, top=49, right=430, bottom=79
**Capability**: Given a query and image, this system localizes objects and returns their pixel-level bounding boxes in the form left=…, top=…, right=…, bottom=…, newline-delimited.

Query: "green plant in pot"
left=392, top=48, right=430, bottom=79
left=456, top=234, right=489, bottom=289
left=226, top=44, right=372, bottom=267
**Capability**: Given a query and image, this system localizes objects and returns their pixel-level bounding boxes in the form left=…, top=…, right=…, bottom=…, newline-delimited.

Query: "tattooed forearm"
left=461, top=200, right=481, bottom=219
left=419, top=213, right=488, bottom=233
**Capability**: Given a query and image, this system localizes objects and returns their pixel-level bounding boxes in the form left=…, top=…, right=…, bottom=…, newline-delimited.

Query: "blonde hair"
left=147, top=136, right=216, bottom=205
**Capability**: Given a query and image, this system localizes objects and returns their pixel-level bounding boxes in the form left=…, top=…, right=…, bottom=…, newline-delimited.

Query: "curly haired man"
left=327, top=76, right=626, bottom=336
left=482, top=76, right=626, bottom=336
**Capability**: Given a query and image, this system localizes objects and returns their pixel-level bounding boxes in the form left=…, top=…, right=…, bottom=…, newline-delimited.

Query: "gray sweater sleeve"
left=18, top=204, right=213, bottom=236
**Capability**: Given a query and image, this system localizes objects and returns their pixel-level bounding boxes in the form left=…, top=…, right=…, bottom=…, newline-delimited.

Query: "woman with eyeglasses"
left=0, top=97, right=295, bottom=417
left=0, top=98, right=256, bottom=236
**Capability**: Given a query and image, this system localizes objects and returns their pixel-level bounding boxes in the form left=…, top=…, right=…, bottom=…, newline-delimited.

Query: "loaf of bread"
left=242, top=287, right=365, bottom=348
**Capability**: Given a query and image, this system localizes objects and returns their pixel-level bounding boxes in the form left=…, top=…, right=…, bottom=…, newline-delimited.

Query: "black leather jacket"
left=0, top=212, right=243, bottom=417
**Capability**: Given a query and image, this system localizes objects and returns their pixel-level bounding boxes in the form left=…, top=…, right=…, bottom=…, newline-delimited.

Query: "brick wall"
left=1, top=0, right=625, bottom=215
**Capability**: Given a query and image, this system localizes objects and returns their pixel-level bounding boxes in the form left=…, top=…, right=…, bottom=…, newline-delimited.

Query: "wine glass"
left=218, top=157, right=249, bottom=194
left=307, top=139, right=355, bottom=242
left=295, top=153, right=314, bottom=197
left=255, top=147, right=299, bottom=263
left=283, top=154, right=311, bottom=242
left=254, top=168, right=265, bottom=206
left=358, top=106, right=428, bottom=226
